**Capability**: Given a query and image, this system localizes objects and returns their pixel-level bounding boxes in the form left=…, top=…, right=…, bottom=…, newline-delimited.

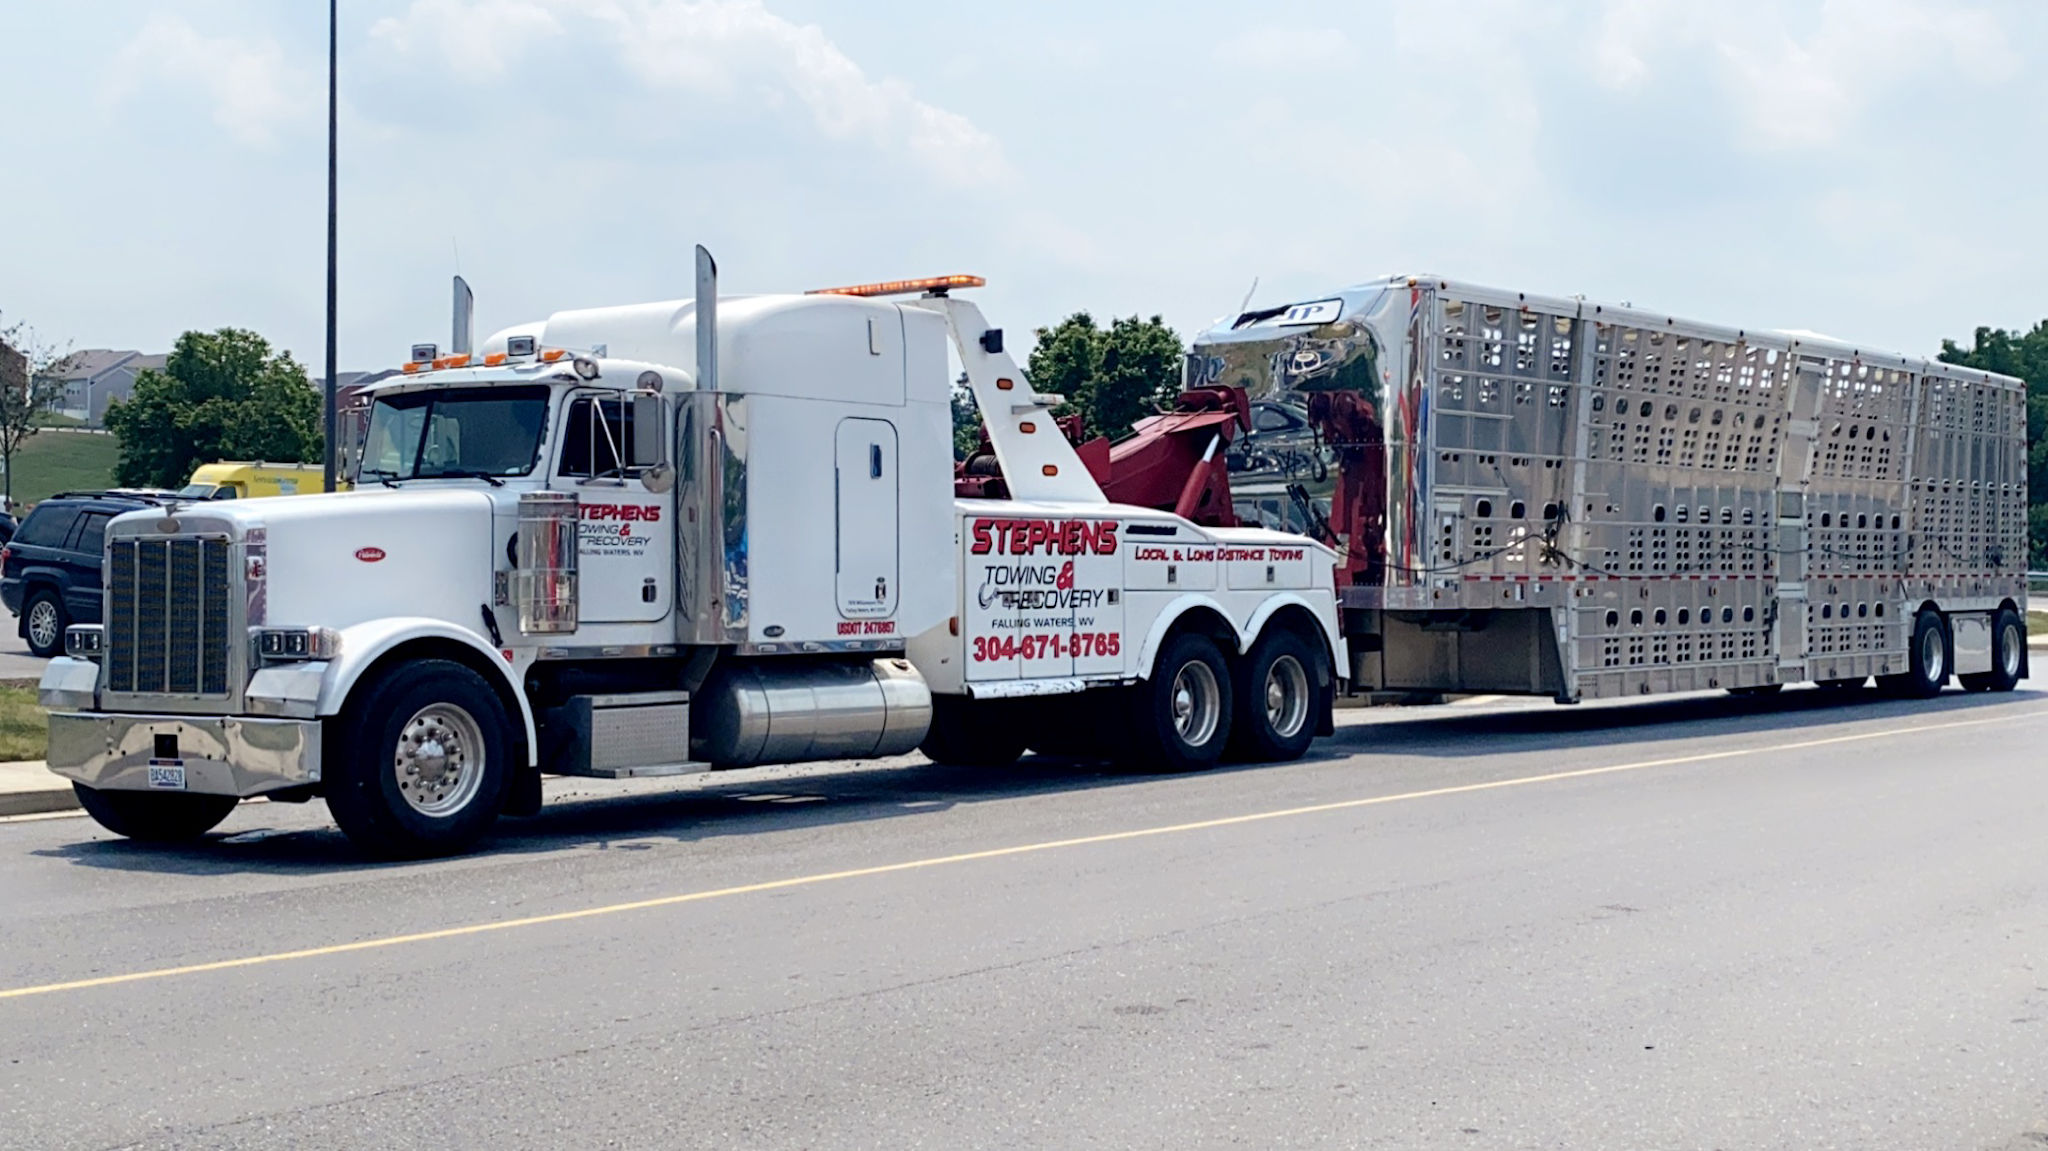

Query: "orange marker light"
left=1041, top=464, right=1058, bottom=476
left=1019, top=421, right=1036, bottom=434
left=401, top=362, right=422, bottom=374
left=540, top=349, right=568, bottom=362
left=483, top=352, right=508, bottom=366
left=995, top=378, right=1015, bottom=391
left=806, top=274, right=986, bottom=298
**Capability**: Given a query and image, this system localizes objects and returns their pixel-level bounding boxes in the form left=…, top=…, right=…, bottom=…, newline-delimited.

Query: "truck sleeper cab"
left=40, top=258, right=1343, bottom=857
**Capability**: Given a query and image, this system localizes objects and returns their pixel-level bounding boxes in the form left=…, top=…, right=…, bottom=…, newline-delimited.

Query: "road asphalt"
left=2, top=685, right=2047, bottom=1150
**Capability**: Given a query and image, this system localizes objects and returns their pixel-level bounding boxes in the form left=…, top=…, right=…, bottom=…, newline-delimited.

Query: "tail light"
left=1, top=546, right=12, bottom=565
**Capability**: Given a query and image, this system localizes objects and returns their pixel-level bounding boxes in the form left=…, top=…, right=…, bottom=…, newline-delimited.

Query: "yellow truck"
left=178, top=461, right=332, bottom=500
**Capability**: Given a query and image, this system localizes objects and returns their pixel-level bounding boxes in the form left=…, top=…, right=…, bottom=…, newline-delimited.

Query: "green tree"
left=0, top=315, right=80, bottom=507
left=951, top=374, right=982, bottom=460
left=104, top=328, right=323, bottom=490
left=1026, top=312, right=1184, bottom=440
left=1939, top=322, right=2048, bottom=566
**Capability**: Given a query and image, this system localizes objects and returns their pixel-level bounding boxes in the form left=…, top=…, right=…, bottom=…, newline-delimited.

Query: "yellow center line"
left=2, top=707, right=2040, bottom=1001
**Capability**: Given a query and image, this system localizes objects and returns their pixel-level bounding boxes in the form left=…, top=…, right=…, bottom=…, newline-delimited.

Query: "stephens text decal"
left=969, top=518, right=1117, bottom=557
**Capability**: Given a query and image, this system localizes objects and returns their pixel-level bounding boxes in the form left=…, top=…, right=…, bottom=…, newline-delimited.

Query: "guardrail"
left=2030, top=571, right=2048, bottom=597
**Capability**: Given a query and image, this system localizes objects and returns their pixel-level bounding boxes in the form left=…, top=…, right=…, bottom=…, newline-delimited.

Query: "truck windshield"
left=359, top=386, right=550, bottom=481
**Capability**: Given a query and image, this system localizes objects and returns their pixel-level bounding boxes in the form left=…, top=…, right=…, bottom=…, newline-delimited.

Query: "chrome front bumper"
left=46, top=712, right=322, bottom=798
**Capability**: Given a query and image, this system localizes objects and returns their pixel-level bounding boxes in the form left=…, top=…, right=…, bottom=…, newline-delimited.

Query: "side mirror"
left=633, top=393, right=673, bottom=492
left=632, top=393, right=663, bottom=466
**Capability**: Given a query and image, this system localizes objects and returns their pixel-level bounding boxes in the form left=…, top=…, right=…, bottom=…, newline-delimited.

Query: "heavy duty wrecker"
left=41, top=254, right=1342, bottom=856
left=40, top=262, right=2028, bottom=857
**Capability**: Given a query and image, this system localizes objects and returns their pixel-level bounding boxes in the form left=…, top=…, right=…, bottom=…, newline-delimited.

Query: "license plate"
left=146, top=760, right=187, bottom=790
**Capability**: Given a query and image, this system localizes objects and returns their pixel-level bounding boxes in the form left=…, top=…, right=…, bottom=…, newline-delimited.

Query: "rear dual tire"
left=1960, top=608, right=2024, bottom=693
left=1228, top=628, right=1322, bottom=763
left=1880, top=609, right=1951, bottom=700
left=1124, top=632, right=1236, bottom=773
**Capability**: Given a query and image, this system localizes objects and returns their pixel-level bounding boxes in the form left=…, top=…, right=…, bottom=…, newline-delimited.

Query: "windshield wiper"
left=359, top=468, right=401, bottom=489
left=415, top=468, right=506, bottom=487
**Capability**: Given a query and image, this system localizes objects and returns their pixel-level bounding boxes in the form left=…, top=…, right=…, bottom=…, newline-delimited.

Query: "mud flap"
left=501, top=761, right=543, bottom=817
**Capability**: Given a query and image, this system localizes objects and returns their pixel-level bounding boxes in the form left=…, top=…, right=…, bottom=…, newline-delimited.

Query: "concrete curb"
left=0, top=761, right=76, bottom=818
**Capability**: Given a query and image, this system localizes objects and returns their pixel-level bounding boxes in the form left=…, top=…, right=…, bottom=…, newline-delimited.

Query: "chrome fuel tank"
left=691, top=657, right=931, bottom=768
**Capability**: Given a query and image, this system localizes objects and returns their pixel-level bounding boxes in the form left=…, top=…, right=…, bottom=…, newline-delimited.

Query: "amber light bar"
left=807, top=274, right=986, bottom=298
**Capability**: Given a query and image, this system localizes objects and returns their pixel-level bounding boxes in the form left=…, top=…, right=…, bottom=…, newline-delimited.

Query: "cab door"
left=558, top=391, right=673, bottom=624
left=835, top=418, right=898, bottom=619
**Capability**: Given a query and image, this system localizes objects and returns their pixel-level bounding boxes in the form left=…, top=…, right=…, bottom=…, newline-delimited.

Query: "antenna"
left=1236, top=276, right=1259, bottom=317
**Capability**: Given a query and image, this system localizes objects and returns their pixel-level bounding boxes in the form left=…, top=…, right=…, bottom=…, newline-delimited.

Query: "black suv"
left=2, top=491, right=170, bottom=657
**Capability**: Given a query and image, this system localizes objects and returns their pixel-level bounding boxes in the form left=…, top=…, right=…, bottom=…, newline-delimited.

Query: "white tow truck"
left=41, top=254, right=1343, bottom=856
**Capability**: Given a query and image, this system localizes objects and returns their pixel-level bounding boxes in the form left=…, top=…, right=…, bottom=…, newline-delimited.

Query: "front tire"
left=1880, top=609, right=1949, bottom=699
left=1960, top=608, right=2024, bottom=693
left=325, top=660, right=512, bottom=859
left=73, top=785, right=238, bottom=842
left=1228, top=627, right=1322, bottom=763
left=1123, top=632, right=1233, bottom=772
left=22, top=589, right=65, bottom=658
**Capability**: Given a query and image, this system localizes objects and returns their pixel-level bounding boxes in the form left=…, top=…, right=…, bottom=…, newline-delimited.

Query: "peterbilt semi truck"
left=40, top=254, right=1344, bottom=857
left=1195, top=275, right=2029, bottom=704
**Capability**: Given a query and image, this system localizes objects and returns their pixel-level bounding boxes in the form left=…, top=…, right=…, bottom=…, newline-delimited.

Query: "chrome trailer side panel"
left=1194, top=276, right=2028, bottom=702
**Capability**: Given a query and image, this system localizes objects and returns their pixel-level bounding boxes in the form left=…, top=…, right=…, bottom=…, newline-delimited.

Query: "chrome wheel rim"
left=1920, top=625, right=1946, bottom=682
left=2001, top=621, right=2023, bottom=678
left=1170, top=660, right=1221, bottom=748
left=1264, top=654, right=1310, bottom=740
left=393, top=703, right=486, bottom=817
left=26, top=601, right=57, bottom=650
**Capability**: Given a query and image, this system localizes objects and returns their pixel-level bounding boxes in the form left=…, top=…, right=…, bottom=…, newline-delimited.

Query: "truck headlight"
left=254, top=627, right=342, bottom=662
left=64, top=624, right=104, bottom=661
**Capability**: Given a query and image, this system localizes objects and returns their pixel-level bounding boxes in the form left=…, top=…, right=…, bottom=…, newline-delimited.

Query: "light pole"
left=322, top=0, right=339, bottom=491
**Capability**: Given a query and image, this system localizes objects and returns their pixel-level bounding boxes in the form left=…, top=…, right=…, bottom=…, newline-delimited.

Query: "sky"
left=3, top=0, right=2045, bottom=375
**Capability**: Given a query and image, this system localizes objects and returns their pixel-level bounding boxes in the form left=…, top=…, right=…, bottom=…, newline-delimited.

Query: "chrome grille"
left=107, top=536, right=233, bottom=696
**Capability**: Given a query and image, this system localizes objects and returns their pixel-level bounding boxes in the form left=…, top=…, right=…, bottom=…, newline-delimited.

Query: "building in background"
left=47, top=350, right=166, bottom=424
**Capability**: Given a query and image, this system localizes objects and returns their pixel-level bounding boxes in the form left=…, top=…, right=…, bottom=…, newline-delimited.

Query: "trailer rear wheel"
left=919, top=696, right=1026, bottom=767
left=72, top=786, right=238, bottom=842
left=325, top=660, right=512, bottom=859
left=1960, top=608, right=2024, bottom=693
left=1228, top=627, right=1320, bottom=763
left=1124, top=632, right=1233, bottom=772
left=1880, top=609, right=1949, bottom=699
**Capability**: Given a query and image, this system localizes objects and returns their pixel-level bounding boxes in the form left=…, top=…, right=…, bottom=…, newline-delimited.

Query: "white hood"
left=202, top=488, right=498, bottom=632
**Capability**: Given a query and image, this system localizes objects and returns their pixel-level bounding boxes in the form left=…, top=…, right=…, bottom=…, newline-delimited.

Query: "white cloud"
left=1593, top=0, right=2020, bottom=148
left=366, top=0, right=567, bottom=82
left=105, top=16, right=307, bottom=146
left=1213, top=26, right=1358, bottom=71
left=370, top=0, right=1007, bottom=185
